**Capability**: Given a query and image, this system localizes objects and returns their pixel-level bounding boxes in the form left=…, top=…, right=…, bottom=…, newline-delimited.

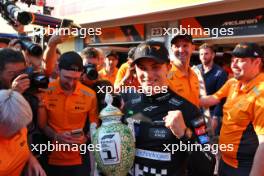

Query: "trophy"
left=92, top=93, right=135, bottom=176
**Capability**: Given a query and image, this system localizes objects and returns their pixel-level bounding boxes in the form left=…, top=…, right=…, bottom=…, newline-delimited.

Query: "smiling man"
left=167, top=34, right=200, bottom=107
left=200, top=42, right=264, bottom=176
left=123, top=41, right=207, bottom=176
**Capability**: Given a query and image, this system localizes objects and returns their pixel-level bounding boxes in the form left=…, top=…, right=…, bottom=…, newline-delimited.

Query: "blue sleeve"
left=213, top=70, right=228, bottom=117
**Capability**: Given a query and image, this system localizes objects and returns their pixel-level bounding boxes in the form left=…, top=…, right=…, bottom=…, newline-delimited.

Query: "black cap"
left=105, top=50, right=118, bottom=58
left=171, top=34, right=193, bottom=45
left=232, top=42, right=264, bottom=58
left=58, top=51, right=83, bottom=72
left=133, top=40, right=169, bottom=64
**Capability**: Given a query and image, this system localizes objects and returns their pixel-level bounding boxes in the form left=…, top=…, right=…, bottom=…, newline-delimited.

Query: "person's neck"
left=62, top=89, right=73, bottom=96
left=174, top=60, right=190, bottom=76
left=203, top=62, right=214, bottom=73
left=60, top=84, right=75, bottom=96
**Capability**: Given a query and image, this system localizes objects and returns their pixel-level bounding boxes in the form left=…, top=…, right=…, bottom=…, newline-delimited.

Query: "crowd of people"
left=0, top=22, right=264, bottom=176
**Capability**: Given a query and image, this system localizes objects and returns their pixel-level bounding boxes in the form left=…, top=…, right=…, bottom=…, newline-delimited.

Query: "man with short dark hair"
left=38, top=51, right=99, bottom=176
left=0, top=48, right=29, bottom=93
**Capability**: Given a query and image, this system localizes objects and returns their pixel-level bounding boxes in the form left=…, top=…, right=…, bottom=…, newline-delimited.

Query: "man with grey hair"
left=0, top=89, right=46, bottom=176
left=0, top=90, right=32, bottom=137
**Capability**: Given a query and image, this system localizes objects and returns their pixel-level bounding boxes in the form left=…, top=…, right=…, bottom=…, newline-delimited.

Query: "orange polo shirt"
left=114, top=62, right=139, bottom=88
left=0, top=128, right=30, bottom=176
left=99, top=67, right=118, bottom=85
left=43, top=80, right=98, bottom=166
left=213, top=73, right=264, bottom=168
left=167, top=64, right=200, bottom=107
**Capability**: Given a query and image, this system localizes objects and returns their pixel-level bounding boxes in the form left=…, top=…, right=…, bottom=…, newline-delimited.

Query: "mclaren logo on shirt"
left=144, top=106, right=159, bottom=112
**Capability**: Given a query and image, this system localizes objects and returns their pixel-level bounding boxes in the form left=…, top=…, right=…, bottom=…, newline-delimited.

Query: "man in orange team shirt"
left=98, top=50, right=119, bottom=85
left=114, top=47, right=139, bottom=91
left=38, top=51, right=98, bottom=176
left=0, top=89, right=46, bottom=176
left=200, top=42, right=264, bottom=176
left=167, top=34, right=200, bottom=107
